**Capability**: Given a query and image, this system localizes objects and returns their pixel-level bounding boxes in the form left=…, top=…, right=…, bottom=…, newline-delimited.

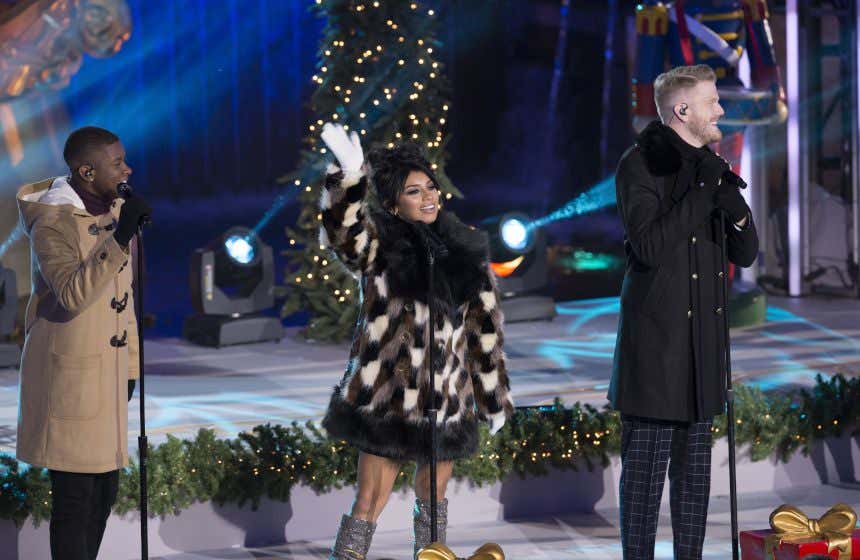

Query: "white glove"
left=488, top=412, right=506, bottom=436
left=321, top=122, right=364, bottom=172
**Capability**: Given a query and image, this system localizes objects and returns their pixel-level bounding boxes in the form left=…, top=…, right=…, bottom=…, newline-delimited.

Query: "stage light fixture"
left=0, top=266, right=20, bottom=367
left=479, top=213, right=556, bottom=323
left=183, top=226, right=283, bottom=347
left=224, top=234, right=256, bottom=265
left=500, top=216, right=530, bottom=252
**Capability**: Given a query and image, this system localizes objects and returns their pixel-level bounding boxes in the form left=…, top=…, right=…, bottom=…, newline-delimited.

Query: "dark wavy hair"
left=366, top=142, right=439, bottom=211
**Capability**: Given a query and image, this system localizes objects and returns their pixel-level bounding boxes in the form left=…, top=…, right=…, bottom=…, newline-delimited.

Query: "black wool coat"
left=608, top=121, right=759, bottom=422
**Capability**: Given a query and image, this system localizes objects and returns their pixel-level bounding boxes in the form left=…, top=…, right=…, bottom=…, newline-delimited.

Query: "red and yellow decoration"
left=635, top=3, right=668, bottom=36
left=740, top=503, right=859, bottom=560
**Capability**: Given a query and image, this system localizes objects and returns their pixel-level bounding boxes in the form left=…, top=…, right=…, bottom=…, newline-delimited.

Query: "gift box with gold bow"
left=417, top=542, right=504, bottom=560
left=740, top=503, right=859, bottom=559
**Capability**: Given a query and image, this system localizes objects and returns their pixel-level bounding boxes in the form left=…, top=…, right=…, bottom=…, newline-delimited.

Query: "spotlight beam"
left=529, top=175, right=617, bottom=230
left=251, top=189, right=300, bottom=237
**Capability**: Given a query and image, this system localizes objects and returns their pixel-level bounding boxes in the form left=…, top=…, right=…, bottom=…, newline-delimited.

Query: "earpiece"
left=679, top=104, right=688, bottom=116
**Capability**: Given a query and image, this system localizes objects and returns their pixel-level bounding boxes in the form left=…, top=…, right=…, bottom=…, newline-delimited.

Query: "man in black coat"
left=608, top=65, right=758, bottom=559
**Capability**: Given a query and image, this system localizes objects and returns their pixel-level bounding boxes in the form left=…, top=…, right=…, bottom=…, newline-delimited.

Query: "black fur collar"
left=372, top=209, right=489, bottom=315
left=636, top=120, right=708, bottom=177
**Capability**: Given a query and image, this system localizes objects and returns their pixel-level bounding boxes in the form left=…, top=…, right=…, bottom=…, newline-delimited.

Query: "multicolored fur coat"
left=319, top=165, right=514, bottom=462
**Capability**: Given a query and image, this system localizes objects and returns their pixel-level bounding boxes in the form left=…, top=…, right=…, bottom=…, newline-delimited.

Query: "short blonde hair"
left=653, top=65, right=716, bottom=122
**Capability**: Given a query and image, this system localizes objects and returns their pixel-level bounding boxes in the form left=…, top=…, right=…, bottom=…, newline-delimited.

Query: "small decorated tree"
left=280, top=0, right=457, bottom=342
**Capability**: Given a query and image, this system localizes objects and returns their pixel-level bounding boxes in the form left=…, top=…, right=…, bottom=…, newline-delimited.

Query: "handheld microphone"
left=721, top=170, right=747, bottom=190
left=117, top=181, right=133, bottom=199
left=116, top=182, right=151, bottom=225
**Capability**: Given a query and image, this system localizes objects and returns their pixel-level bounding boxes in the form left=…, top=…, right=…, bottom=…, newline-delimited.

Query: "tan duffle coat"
left=16, top=177, right=139, bottom=473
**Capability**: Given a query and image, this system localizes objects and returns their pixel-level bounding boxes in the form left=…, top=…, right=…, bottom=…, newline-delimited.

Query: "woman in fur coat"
left=319, top=123, right=514, bottom=559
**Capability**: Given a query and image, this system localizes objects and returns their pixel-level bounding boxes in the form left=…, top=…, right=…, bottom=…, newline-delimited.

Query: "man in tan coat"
left=16, top=126, right=151, bottom=560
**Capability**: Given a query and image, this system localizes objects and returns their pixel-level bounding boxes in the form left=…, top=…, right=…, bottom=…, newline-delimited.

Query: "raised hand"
left=321, top=122, right=364, bottom=172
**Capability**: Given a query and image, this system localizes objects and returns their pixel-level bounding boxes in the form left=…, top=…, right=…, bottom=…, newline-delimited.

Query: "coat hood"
left=17, top=177, right=90, bottom=235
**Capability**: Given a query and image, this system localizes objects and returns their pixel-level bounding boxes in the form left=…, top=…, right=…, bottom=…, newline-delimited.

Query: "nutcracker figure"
left=633, top=0, right=787, bottom=176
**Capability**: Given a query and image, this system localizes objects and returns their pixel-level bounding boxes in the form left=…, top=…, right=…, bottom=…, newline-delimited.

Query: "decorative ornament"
left=765, top=503, right=856, bottom=560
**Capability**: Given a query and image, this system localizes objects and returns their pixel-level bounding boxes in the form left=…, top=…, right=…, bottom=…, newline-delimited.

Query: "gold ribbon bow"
left=765, top=503, right=856, bottom=560
left=417, top=542, right=505, bottom=560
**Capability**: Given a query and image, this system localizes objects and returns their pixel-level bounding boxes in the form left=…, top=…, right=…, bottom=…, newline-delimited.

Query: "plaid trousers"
left=619, top=415, right=713, bottom=560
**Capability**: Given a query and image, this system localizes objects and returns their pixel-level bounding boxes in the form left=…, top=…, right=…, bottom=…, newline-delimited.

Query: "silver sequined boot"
left=413, top=497, right=448, bottom=559
left=330, top=514, right=376, bottom=560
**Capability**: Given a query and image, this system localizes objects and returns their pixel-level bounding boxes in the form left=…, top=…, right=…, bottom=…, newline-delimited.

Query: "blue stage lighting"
left=501, top=217, right=530, bottom=251
left=484, top=212, right=535, bottom=259
left=530, top=175, right=617, bottom=230
left=224, top=234, right=256, bottom=265
left=0, top=225, right=24, bottom=261
left=479, top=212, right=554, bottom=322
left=185, top=226, right=282, bottom=347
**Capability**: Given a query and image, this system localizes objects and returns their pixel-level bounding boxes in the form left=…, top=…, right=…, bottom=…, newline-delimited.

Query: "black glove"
left=128, top=379, right=136, bottom=401
left=114, top=197, right=151, bottom=247
left=696, top=152, right=730, bottom=190
left=714, top=181, right=750, bottom=224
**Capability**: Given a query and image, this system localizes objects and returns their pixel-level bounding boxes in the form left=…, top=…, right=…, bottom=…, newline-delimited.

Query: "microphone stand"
left=718, top=209, right=740, bottom=560
left=118, top=181, right=150, bottom=558
left=427, top=245, right=440, bottom=543
left=412, top=221, right=446, bottom=544
left=416, top=225, right=505, bottom=560
left=134, top=224, right=149, bottom=560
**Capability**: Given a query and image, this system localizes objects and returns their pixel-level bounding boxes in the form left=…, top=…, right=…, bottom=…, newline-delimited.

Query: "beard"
left=689, top=116, right=723, bottom=145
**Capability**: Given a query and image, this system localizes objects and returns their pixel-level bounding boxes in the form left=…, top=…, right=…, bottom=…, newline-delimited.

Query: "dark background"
left=2, top=0, right=640, bottom=336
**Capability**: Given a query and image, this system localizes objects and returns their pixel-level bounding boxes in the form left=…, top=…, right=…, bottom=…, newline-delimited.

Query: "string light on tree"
left=278, top=0, right=459, bottom=341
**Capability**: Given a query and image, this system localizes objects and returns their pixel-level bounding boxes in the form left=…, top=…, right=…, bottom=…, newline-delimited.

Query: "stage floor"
left=1, top=295, right=859, bottom=454
left=152, top=483, right=860, bottom=559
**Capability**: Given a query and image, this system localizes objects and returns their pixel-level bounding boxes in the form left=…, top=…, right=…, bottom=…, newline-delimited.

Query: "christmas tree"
left=279, top=0, right=456, bottom=342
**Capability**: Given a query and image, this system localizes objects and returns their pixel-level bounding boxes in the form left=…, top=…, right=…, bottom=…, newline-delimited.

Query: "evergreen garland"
left=1, top=374, right=856, bottom=527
